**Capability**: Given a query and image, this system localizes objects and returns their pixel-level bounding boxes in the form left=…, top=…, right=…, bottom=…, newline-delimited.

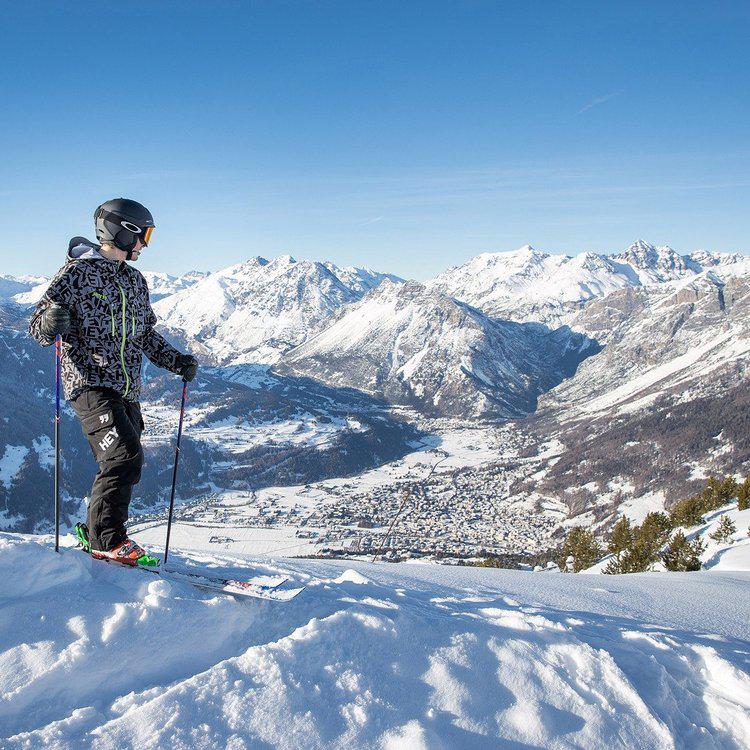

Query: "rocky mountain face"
left=274, top=280, right=598, bottom=418
left=545, top=261, right=750, bottom=411
left=153, top=255, right=402, bottom=365
left=427, top=240, right=745, bottom=326
left=517, top=260, right=750, bottom=527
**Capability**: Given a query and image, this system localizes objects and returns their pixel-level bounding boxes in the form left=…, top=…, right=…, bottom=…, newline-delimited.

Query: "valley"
left=2, top=241, right=749, bottom=566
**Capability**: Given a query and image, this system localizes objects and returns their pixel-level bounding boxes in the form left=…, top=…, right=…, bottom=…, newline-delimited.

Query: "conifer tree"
left=709, top=515, right=736, bottom=544
left=661, top=531, right=704, bottom=572
left=607, top=517, right=634, bottom=555
left=559, top=527, right=602, bottom=573
left=604, top=512, right=670, bottom=574
left=604, top=536, right=660, bottom=574
left=737, top=476, right=750, bottom=512
left=701, top=476, right=738, bottom=511
left=639, top=512, right=672, bottom=551
left=669, top=496, right=705, bottom=528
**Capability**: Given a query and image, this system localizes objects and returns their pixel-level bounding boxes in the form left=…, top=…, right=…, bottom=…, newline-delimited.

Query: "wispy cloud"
left=576, top=91, right=619, bottom=115
left=358, top=216, right=384, bottom=227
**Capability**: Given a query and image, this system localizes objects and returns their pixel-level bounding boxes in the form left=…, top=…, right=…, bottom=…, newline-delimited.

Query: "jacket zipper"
left=116, top=282, right=130, bottom=397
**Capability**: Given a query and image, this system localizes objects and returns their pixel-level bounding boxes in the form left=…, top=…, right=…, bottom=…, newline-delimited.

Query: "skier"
left=29, top=198, right=198, bottom=566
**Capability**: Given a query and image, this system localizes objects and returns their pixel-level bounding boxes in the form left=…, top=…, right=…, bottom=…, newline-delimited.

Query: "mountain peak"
left=615, top=241, right=691, bottom=277
left=153, top=255, right=399, bottom=365
left=627, top=239, right=656, bottom=254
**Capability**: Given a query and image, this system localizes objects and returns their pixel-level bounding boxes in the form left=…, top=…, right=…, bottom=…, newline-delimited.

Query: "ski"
left=154, top=567, right=304, bottom=601
left=75, top=524, right=304, bottom=601
left=93, top=554, right=304, bottom=601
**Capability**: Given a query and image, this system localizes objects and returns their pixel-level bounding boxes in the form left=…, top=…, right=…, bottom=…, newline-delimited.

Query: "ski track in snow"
left=1, top=533, right=749, bottom=749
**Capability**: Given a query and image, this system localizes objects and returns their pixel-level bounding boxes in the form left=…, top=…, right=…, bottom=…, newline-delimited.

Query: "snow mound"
left=2, top=532, right=749, bottom=749
left=333, top=569, right=371, bottom=585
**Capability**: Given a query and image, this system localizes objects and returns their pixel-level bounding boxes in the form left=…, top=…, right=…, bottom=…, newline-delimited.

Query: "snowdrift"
left=1, top=533, right=749, bottom=749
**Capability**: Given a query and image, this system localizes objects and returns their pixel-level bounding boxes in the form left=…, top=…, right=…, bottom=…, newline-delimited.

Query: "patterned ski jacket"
left=29, top=238, right=184, bottom=402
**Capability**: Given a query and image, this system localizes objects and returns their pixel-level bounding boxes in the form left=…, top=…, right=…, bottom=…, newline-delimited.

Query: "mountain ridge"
left=274, top=278, right=598, bottom=418
left=427, top=239, right=746, bottom=326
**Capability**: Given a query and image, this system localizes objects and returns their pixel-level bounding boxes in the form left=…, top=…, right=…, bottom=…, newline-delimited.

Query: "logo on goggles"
left=121, top=221, right=144, bottom=233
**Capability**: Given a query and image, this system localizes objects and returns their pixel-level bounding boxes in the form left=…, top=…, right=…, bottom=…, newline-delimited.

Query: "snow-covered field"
left=2, top=532, right=749, bottom=749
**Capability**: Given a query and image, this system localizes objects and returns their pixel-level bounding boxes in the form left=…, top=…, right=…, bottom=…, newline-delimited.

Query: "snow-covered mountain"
left=547, top=258, right=750, bottom=413
left=520, top=258, right=750, bottom=524
left=141, top=270, right=209, bottom=302
left=427, top=240, right=745, bottom=326
left=153, top=255, right=402, bottom=365
left=0, top=274, right=49, bottom=305
left=275, top=279, right=598, bottom=418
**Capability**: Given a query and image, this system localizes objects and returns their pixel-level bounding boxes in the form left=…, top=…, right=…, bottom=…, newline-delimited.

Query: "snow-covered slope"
left=427, top=240, right=746, bottom=326
left=2, top=532, right=749, bottom=749
left=586, top=503, right=750, bottom=574
left=0, top=274, right=50, bottom=305
left=703, top=505, right=750, bottom=571
left=154, top=255, right=401, bottom=365
left=517, top=260, right=750, bottom=525
left=545, top=259, right=750, bottom=417
left=275, top=280, right=598, bottom=418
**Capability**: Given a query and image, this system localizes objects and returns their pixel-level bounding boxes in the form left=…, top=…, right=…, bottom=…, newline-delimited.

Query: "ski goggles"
left=120, top=220, right=154, bottom=246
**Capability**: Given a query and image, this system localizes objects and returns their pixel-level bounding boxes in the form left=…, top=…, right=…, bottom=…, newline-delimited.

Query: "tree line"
left=559, top=474, right=749, bottom=574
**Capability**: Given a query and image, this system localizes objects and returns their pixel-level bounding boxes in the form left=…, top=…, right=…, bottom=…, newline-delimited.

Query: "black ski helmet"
left=94, top=198, right=155, bottom=258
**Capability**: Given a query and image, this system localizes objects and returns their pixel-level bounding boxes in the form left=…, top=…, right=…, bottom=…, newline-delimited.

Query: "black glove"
left=176, top=353, right=198, bottom=382
left=39, top=304, right=72, bottom=339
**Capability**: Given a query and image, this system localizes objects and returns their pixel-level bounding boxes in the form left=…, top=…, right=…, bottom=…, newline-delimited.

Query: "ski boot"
left=76, top=524, right=159, bottom=568
left=91, top=538, right=160, bottom=568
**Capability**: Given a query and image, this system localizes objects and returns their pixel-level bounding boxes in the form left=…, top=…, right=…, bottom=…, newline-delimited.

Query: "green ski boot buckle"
left=74, top=523, right=91, bottom=554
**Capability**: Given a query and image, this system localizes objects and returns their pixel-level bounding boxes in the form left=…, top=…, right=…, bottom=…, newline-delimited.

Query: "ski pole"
left=54, top=335, right=61, bottom=553
left=164, top=379, right=188, bottom=565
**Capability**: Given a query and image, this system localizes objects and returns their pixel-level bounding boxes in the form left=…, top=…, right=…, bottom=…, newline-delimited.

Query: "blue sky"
left=1, top=1, right=748, bottom=280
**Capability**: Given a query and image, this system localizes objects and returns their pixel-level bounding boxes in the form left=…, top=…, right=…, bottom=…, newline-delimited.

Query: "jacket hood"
left=67, top=237, right=106, bottom=261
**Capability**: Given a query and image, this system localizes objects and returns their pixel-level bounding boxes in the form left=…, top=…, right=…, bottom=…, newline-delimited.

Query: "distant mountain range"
left=152, top=255, right=402, bottom=365
left=0, top=270, right=210, bottom=306
left=427, top=240, right=745, bottom=326
left=1, top=239, right=748, bottom=542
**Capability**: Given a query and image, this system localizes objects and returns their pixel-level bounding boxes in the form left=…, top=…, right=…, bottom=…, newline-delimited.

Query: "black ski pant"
left=71, top=388, right=144, bottom=552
